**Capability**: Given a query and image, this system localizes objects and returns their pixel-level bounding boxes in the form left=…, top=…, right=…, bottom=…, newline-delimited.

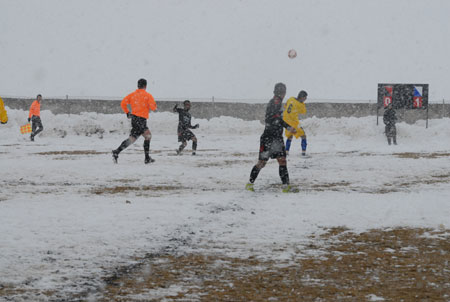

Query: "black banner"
left=377, top=84, right=429, bottom=109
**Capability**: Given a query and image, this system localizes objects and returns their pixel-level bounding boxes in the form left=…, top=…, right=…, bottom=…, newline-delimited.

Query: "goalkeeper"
left=283, top=90, right=308, bottom=156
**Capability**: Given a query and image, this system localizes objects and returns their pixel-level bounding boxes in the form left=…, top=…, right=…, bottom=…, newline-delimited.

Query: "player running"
left=283, top=90, right=308, bottom=156
left=112, top=78, right=157, bottom=164
left=28, top=94, right=44, bottom=141
left=246, top=83, right=297, bottom=193
left=173, top=100, right=199, bottom=155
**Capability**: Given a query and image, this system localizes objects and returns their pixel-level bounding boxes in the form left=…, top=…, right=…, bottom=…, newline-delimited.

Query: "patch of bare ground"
left=99, top=227, right=450, bottom=302
left=91, top=185, right=185, bottom=195
left=36, top=150, right=105, bottom=155
left=197, top=159, right=254, bottom=167
left=394, top=152, right=450, bottom=159
left=310, top=181, right=352, bottom=191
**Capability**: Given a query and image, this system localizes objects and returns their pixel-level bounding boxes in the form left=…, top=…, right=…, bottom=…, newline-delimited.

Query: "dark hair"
left=37, top=94, right=42, bottom=98
left=298, top=90, right=308, bottom=99
left=137, top=78, right=147, bottom=89
left=273, top=83, right=286, bottom=97
left=183, top=100, right=191, bottom=105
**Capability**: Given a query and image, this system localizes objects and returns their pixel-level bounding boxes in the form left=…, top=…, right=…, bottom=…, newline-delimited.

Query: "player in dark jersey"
left=173, top=100, right=199, bottom=155
left=246, top=83, right=297, bottom=193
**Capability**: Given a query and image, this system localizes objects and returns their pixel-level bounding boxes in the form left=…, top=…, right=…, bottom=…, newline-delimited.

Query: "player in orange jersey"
left=28, top=94, right=43, bottom=141
left=112, top=79, right=157, bottom=164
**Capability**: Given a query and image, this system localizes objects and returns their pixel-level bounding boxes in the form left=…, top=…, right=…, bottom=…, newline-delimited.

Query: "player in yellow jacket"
left=0, top=97, right=8, bottom=124
left=282, top=90, right=308, bottom=156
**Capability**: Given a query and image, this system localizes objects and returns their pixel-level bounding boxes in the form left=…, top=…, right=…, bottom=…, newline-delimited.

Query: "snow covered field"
left=1, top=108, right=449, bottom=301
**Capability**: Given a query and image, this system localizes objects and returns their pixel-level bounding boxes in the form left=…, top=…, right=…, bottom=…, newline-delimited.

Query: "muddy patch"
left=97, top=227, right=450, bottom=301
left=394, top=152, right=450, bottom=159
left=91, top=185, right=187, bottom=195
left=37, top=150, right=106, bottom=155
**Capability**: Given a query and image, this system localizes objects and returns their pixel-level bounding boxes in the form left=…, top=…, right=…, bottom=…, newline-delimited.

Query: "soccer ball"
left=288, top=49, right=297, bottom=59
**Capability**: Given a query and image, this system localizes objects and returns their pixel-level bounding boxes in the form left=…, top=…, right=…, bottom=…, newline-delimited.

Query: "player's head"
left=273, top=83, right=286, bottom=98
left=183, top=100, right=191, bottom=111
left=37, top=94, right=42, bottom=101
left=137, top=78, right=147, bottom=89
left=297, top=90, right=308, bottom=102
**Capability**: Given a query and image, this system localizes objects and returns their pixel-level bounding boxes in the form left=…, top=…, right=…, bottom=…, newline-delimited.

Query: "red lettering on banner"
left=383, top=96, right=392, bottom=107
left=413, top=97, right=423, bottom=108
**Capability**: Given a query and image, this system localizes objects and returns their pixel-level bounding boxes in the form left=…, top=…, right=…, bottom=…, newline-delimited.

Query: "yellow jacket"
left=282, top=97, right=306, bottom=128
left=0, top=97, right=8, bottom=124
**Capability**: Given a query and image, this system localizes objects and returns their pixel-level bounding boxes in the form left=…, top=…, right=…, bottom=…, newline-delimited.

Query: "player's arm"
left=147, top=94, right=157, bottom=111
left=121, top=94, right=131, bottom=115
left=28, top=101, right=36, bottom=118
left=298, top=102, right=307, bottom=115
left=189, top=120, right=199, bottom=129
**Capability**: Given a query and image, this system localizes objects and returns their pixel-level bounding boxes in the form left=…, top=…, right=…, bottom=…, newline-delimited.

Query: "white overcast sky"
left=1, top=0, right=449, bottom=101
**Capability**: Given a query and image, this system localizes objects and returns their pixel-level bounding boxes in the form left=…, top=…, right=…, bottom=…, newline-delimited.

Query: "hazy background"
left=1, top=0, right=449, bottom=101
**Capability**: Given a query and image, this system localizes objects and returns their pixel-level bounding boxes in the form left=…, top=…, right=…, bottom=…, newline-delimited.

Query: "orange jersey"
left=121, top=89, right=157, bottom=119
left=29, top=100, right=41, bottom=118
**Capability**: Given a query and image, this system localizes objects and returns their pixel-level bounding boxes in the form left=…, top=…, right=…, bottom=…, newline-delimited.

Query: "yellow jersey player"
left=282, top=90, right=308, bottom=156
left=0, top=96, right=8, bottom=124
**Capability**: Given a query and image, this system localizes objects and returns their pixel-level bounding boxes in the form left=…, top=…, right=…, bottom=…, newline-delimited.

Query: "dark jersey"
left=383, top=108, right=397, bottom=126
left=262, top=96, right=291, bottom=138
left=174, top=107, right=194, bottom=130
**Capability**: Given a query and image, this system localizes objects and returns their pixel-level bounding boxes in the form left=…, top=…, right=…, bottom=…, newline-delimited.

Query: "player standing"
left=383, top=102, right=397, bottom=145
left=173, top=100, right=199, bottom=155
left=0, top=96, right=8, bottom=124
left=283, top=90, right=308, bottom=156
left=246, top=83, right=297, bottom=193
left=112, top=78, right=157, bottom=164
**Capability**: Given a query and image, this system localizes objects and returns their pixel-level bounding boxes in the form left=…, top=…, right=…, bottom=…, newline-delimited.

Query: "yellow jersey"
left=0, top=97, right=8, bottom=124
left=283, top=97, right=306, bottom=128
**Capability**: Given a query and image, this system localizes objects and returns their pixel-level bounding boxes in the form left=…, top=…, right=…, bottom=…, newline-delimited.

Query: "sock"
left=144, top=139, right=150, bottom=155
left=192, top=141, right=197, bottom=151
left=178, top=143, right=186, bottom=152
left=249, top=166, right=261, bottom=183
left=285, top=138, right=292, bottom=152
left=279, top=165, right=289, bottom=185
left=116, top=138, right=132, bottom=153
left=301, top=138, right=307, bottom=153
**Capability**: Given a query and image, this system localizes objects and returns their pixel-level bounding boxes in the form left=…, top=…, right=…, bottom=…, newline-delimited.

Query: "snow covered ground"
left=1, top=108, right=449, bottom=301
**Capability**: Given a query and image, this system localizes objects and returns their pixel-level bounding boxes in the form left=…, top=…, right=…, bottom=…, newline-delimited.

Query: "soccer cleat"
left=112, top=150, right=118, bottom=164
left=245, top=183, right=255, bottom=192
left=176, top=149, right=181, bottom=155
left=192, top=151, right=196, bottom=155
left=282, top=184, right=299, bottom=193
left=145, top=156, right=155, bottom=164
left=30, top=135, right=34, bottom=142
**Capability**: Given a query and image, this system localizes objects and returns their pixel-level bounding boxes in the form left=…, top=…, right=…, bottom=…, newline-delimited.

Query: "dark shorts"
left=130, top=115, right=149, bottom=138
left=31, top=116, right=43, bottom=132
left=385, top=124, right=396, bottom=138
left=258, top=135, right=286, bottom=161
left=178, top=128, right=195, bottom=142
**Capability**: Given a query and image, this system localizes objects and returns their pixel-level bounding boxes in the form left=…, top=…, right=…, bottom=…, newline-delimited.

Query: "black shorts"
left=258, top=135, right=286, bottom=161
left=178, top=128, right=195, bottom=142
left=385, top=124, right=396, bottom=138
left=130, top=115, right=149, bottom=138
left=31, top=116, right=43, bottom=131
